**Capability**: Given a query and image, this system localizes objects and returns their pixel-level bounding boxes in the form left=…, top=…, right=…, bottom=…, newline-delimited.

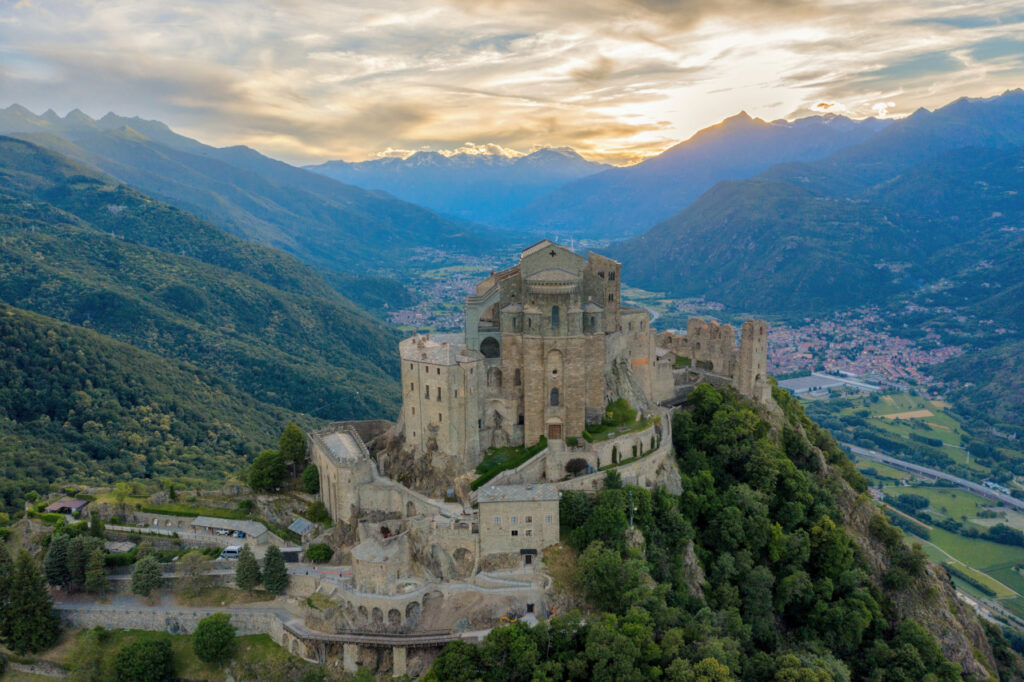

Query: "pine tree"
left=0, top=542, right=13, bottom=641
left=235, top=545, right=261, bottom=595
left=261, top=545, right=289, bottom=595
left=131, top=554, right=163, bottom=598
left=6, top=551, right=60, bottom=654
left=84, top=547, right=108, bottom=596
left=89, top=511, right=105, bottom=538
left=44, top=534, right=71, bottom=590
left=279, top=422, right=307, bottom=476
left=67, top=536, right=87, bottom=591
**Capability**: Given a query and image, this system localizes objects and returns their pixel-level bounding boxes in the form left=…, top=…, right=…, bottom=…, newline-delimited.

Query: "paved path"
left=844, top=443, right=1024, bottom=512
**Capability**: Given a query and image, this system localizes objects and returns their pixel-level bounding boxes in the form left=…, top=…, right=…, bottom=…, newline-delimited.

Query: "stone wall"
left=56, top=606, right=285, bottom=640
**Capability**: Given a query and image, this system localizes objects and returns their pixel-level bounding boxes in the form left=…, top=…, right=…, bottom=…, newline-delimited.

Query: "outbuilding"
left=190, top=516, right=269, bottom=545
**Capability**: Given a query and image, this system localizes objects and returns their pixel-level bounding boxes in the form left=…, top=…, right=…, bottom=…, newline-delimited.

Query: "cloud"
left=1, top=0, right=1023, bottom=165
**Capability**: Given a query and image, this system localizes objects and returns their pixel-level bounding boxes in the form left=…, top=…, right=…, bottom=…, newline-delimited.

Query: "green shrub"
left=193, top=613, right=235, bottom=665
left=306, top=544, right=334, bottom=563
left=306, top=501, right=330, bottom=524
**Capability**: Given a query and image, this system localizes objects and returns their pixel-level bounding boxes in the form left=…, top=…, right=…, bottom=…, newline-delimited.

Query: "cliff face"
left=773, top=389, right=1002, bottom=678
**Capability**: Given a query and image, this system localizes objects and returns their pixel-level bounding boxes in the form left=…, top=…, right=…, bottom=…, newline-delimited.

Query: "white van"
left=219, top=545, right=242, bottom=560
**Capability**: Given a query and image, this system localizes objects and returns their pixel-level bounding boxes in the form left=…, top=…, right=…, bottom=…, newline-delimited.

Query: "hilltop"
left=0, top=136, right=402, bottom=420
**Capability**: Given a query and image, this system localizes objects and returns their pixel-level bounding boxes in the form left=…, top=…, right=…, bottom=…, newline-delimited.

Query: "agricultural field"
left=806, top=391, right=994, bottom=474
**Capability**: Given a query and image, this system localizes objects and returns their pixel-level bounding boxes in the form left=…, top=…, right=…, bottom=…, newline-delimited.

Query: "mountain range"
left=616, top=90, right=1024, bottom=317
left=0, top=105, right=495, bottom=283
left=505, top=112, right=890, bottom=237
left=307, top=147, right=607, bottom=226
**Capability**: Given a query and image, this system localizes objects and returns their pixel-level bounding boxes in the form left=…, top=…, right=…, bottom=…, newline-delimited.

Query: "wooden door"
left=548, top=423, right=562, bottom=440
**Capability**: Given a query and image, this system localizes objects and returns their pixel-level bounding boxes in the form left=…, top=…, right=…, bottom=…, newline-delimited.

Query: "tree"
left=565, top=458, right=589, bottom=476
left=113, top=482, right=131, bottom=510
left=89, top=511, right=104, bottom=538
left=301, top=464, right=320, bottom=494
left=262, top=545, right=289, bottom=594
left=306, top=500, right=330, bottom=524
left=113, top=636, right=175, bottom=682
left=6, top=551, right=60, bottom=654
left=248, top=450, right=286, bottom=491
left=604, top=469, right=623, bottom=490
left=235, top=545, right=261, bottom=595
left=179, top=551, right=209, bottom=598
left=192, top=612, right=235, bottom=665
left=84, top=548, right=108, bottom=596
left=305, top=544, right=333, bottom=563
left=279, top=422, right=307, bottom=476
left=68, top=535, right=102, bottom=591
left=131, top=554, right=163, bottom=598
left=44, top=533, right=71, bottom=590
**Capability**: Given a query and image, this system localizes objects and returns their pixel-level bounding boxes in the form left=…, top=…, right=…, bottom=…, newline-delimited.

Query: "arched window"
left=480, top=337, right=500, bottom=358
left=550, top=388, right=559, bottom=406
left=551, top=305, right=560, bottom=328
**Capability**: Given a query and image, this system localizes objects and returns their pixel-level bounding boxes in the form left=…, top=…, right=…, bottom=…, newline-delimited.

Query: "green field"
left=883, top=485, right=993, bottom=522
left=855, top=459, right=912, bottom=482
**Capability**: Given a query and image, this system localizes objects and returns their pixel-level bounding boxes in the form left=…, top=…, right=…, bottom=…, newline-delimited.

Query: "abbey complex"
left=296, top=241, right=772, bottom=673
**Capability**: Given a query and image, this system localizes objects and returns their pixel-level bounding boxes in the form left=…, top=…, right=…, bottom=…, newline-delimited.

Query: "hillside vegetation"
left=0, top=136, right=401, bottom=420
left=0, top=303, right=315, bottom=512
left=617, top=90, right=1024, bottom=319
left=427, top=384, right=1020, bottom=680
left=0, top=106, right=496, bottom=276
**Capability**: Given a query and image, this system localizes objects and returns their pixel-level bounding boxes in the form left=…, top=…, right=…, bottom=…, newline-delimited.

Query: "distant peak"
left=4, top=103, right=34, bottom=116
left=64, top=108, right=95, bottom=125
left=41, top=108, right=61, bottom=122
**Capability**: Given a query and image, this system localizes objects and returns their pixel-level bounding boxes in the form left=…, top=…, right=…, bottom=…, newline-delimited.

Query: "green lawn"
left=49, top=629, right=305, bottom=681
left=882, top=485, right=992, bottom=522
left=925, top=526, right=1024, bottom=568
left=855, top=458, right=913, bottom=482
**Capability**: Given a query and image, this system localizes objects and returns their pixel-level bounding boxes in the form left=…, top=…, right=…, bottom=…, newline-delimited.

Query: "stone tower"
left=737, top=320, right=771, bottom=403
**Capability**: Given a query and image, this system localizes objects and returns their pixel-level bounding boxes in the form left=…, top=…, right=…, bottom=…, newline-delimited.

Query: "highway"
left=843, top=443, right=1024, bottom=513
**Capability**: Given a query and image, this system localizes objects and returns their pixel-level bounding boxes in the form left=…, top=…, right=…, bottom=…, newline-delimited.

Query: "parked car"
left=220, top=546, right=241, bottom=559
left=216, top=529, right=231, bottom=536
left=234, top=531, right=246, bottom=538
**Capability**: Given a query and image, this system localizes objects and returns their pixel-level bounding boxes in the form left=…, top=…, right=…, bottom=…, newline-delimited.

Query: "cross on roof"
left=549, top=249, right=556, bottom=257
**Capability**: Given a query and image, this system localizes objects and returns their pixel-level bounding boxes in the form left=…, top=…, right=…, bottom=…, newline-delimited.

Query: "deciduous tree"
left=131, top=554, right=163, bottom=598
left=192, top=613, right=235, bottom=665
left=279, top=422, right=307, bottom=476
left=113, top=636, right=175, bottom=682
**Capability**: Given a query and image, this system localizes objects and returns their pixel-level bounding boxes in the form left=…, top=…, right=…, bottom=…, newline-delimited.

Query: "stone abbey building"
left=398, top=239, right=771, bottom=473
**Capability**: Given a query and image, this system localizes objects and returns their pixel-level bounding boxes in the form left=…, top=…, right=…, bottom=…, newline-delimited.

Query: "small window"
left=413, top=431, right=416, bottom=437
left=439, top=413, right=443, bottom=422
left=518, top=414, right=524, bottom=425
left=550, top=388, right=559, bottom=406
left=437, top=389, right=442, bottom=401
left=511, top=516, right=518, bottom=524
left=437, top=368, right=441, bottom=375
left=424, top=385, right=430, bottom=399
left=551, top=305, right=560, bottom=328
left=609, top=271, right=616, bottom=281
left=525, top=529, right=532, bottom=536
left=511, top=530, right=518, bottom=537
left=599, top=271, right=605, bottom=279
left=410, top=363, right=413, bottom=369
left=410, top=382, right=414, bottom=391
left=608, top=294, right=614, bottom=303
left=525, top=516, right=532, bottom=523
left=628, top=322, right=632, bottom=331
left=493, top=516, right=501, bottom=525
left=412, top=407, right=415, bottom=415
left=478, top=419, right=482, bottom=429
left=514, top=369, right=521, bottom=386
left=545, top=515, right=552, bottom=524
left=528, top=318, right=532, bottom=329
left=454, top=390, right=458, bottom=398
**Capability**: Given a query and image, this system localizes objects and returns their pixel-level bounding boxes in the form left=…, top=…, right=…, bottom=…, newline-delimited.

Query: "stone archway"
left=405, top=601, right=422, bottom=627
left=358, top=605, right=368, bottom=623
left=388, top=608, right=402, bottom=629
left=372, top=607, right=384, bottom=626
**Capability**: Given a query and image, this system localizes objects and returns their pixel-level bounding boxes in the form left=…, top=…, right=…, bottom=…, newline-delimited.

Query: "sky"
left=2, top=0, right=1023, bottom=165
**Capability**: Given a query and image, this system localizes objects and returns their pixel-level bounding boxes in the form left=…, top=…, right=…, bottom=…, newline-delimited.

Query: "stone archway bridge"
left=56, top=601, right=486, bottom=679
left=282, top=620, right=481, bottom=676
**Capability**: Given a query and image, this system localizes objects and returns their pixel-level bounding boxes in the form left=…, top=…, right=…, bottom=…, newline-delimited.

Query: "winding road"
left=843, top=443, right=1024, bottom=513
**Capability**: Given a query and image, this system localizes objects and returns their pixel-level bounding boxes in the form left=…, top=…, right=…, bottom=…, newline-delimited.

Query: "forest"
left=426, top=384, right=1023, bottom=681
